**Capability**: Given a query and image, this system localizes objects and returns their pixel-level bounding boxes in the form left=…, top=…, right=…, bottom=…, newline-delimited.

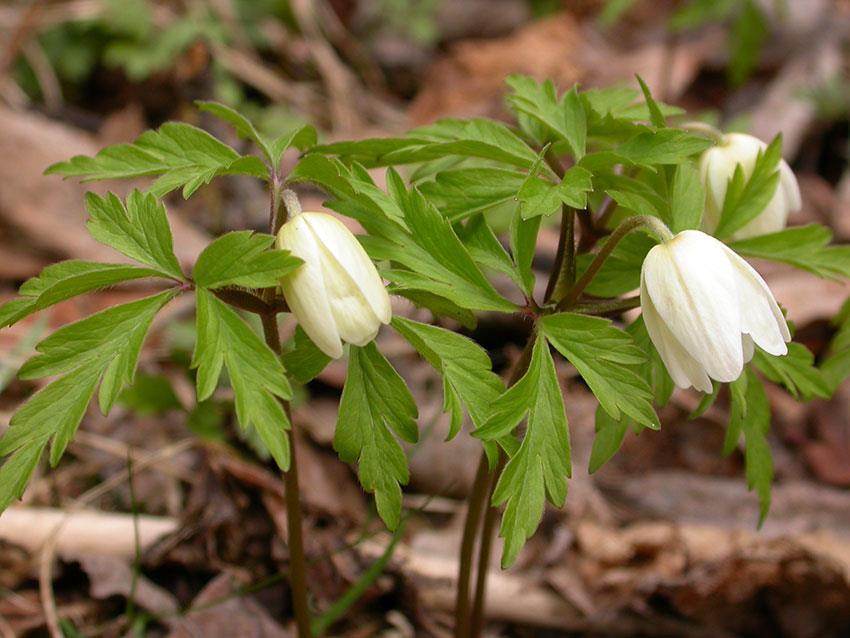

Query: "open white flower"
left=277, top=211, right=392, bottom=359
left=640, top=229, right=790, bottom=393
left=699, top=132, right=801, bottom=240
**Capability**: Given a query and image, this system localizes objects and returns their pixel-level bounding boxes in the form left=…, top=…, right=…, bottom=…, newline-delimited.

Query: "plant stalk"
left=454, top=454, right=490, bottom=638
left=456, top=335, right=535, bottom=637
left=261, top=312, right=312, bottom=638
left=557, top=214, right=672, bottom=310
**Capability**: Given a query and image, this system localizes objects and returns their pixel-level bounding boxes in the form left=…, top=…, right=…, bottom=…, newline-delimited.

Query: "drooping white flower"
left=277, top=211, right=392, bottom=359
left=640, top=229, right=790, bottom=393
left=699, top=132, right=801, bottom=240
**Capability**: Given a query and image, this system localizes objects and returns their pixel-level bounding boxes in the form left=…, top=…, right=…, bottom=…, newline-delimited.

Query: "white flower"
left=640, top=229, right=790, bottom=393
left=699, top=132, right=801, bottom=240
left=276, top=212, right=391, bottom=359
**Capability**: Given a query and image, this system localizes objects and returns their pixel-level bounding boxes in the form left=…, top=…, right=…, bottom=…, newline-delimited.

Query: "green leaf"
left=46, top=122, right=268, bottom=198
left=627, top=317, right=675, bottom=407
left=192, top=289, right=292, bottom=469
left=196, top=100, right=317, bottom=168
left=540, top=313, right=658, bottom=428
left=714, top=135, right=782, bottom=239
left=316, top=118, right=538, bottom=169
left=506, top=76, right=587, bottom=158
left=282, top=326, right=331, bottom=385
left=753, top=343, right=830, bottom=400
left=588, top=406, right=630, bottom=473
left=418, top=168, right=525, bottom=221
left=729, top=224, right=850, bottom=279
left=728, top=0, right=767, bottom=86
left=392, top=317, right=503, bottom=439
left=118, top=373, right=182, bottom=415
left=670, top=162, right=705, bottom=232
left=518, top=166, right=593, bottom=220
left=510, top=209, right=540, bottom=296
left=727, top=369, right=773, bottom=525
left=460, top=215, right=524, bottom=290
left=192, top=231, right=302, bottom=289
left=0, top=291, right=177, bottom=512
left=18, top=290, right=177, bottom=415
left=0, top=261, right=167, bottom=328
left=348, top=173, right=518, bottom=313
left=635, top=75, right=666, bottom=128
left=334, top=343, right=418, bottom=530
left=84, top=190, right=184, bottom=279
left=617, top=128, right=714, bottom=166
left=475, top=335, right=570, bottom=567
left=390, top=289, right=477, bottom=330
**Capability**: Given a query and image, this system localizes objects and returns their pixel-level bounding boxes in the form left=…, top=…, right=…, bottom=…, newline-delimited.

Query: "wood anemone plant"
left=1, top=77, right=849, bottom=638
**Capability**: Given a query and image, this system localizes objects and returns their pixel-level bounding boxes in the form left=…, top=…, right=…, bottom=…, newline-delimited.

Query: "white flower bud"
left=640, top=229, right=790, bottom=393
left=276, top=212, right=392, bottom=359
left=699, top=132, right=801, bottom=240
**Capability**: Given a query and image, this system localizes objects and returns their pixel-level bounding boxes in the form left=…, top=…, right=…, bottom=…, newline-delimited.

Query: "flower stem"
left=261, top=313, right=312, bottom=638
left=556, top=215, right=672, bottom=311
left=469, top=453, right=504, bottom=638
left=457, top=336, right=535, bottom=637
left=454, top=455, right=490, bottom=638
left=680, top=121, right=725, bottom=144
left=544, top=205, right=576, bottom=303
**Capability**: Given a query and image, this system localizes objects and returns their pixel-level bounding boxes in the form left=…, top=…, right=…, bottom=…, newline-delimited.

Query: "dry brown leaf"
left=408, top=14, right=584, bottom=123
left=167, top=573, right=288, bottom=638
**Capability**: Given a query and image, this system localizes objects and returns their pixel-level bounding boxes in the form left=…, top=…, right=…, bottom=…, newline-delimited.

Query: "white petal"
left=641, top=269, right=713, bottom=392
left=303, top=213, right=392, bottom=324
left=317, top=243, right=384, bottom=346
left=742, top=334, right=755, bottom=363
left=277, top=217, right=344, bottom=359
left=722, top=244, right=790, bottom=356
left=643, top=231, right=744, bottom=383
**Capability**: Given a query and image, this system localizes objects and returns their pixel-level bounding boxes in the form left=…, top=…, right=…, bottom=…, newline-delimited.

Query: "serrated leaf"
left=392, top=317, right=503, bottom=439
left=635, top=75, right=666, bottom=128
left=282, top=326, right=331, bottom=384
left=715, top=135, right=782, bottom=239
left=627, top=316, right=674, bottom=407
left=192, top=231, right=302, bottom=289
left=506, top=76, right=587, bottom=158
left=475, top=335, right=570, bottom=567
left=418, top=168, right=525, bottom=221
left=0, top=291, right=176, bottom=512
left=195, top=101, right=318, bottom=169
left=588, top=406, right=630, bottom=473
left=85, top=190, right=184, bottom=279
left=510, top=209, right=540, bottom=296
left=729, top=0, right=767, bottom=86
left=344, top=173, right=518, bottom=313
left=0, top=261, right=167, bottom=328
left=617, top=128, right=714, bottom=166
left=670, top=162, right=705, bottom=232
left=460, top=215, right=524, bottom=290
left=753, top=343, right=830, bottom=400
left=334, top=343, right=418, bottom=530
left=540, top=313, right=658, bottom=428
left=19, top=290, right=177, bottom=414
left=729, top=224, right=850, bottom=279
left=727, top=369, right=773, bottom=524
left=315, top=118, right=538, bottom=169
left=46, top=122, right=267, bottom=197
left=192, top=289, right=292, bottom=469
left=518, top=166, right=593, bottom=220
